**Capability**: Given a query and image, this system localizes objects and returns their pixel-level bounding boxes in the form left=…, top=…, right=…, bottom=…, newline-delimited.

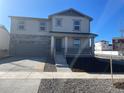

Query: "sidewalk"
left=1, top=72, right=124, bottom=79
left=0, top=79, right=40, bottom=93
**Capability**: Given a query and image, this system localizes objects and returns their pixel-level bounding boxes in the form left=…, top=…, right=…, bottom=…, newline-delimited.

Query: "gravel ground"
left=38, top=79, right=124, bottom=93
left=44, top=57, right=57, bottom=72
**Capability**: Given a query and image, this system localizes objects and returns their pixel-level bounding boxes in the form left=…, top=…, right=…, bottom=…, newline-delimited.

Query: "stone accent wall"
left=10, top=34, right=51, bottom=57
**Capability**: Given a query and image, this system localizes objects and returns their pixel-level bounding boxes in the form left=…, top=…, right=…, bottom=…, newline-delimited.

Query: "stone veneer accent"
left=10, top=34, right=51, bottom=57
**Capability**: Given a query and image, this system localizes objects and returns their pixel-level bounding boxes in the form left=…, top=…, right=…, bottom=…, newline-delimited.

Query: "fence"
left=95, top=51, right=119, bottom=56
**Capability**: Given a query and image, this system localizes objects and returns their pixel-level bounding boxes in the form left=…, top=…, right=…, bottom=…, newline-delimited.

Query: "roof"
left=113, top=37, right=124, bottom=39
left=50, top=31, right=97, bottom=37
left=0, top=25, right=8, bottom=32
left=100, top=40, right=109, bottom=42
left=9, top=16, right=48, bottom=20
left=96, top=40, right=109, bottom=43
left=49, top=8, right=93, bottom=21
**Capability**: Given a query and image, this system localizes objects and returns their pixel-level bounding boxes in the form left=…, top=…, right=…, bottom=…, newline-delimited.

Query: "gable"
left=49, top=8, right=93, bottom=21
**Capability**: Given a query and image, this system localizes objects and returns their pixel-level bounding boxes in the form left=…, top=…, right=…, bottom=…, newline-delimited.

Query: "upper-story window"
left=18, top=20, right=25, bottom=30
left=73, top=20, right=81, bottom=31
left=55, top=18, right=62, bottom=27
left=39, top=22, right=47, bottom=31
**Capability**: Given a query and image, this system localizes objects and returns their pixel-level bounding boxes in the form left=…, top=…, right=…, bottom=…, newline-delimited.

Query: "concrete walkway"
left=54, top=54, right=72, bottom=72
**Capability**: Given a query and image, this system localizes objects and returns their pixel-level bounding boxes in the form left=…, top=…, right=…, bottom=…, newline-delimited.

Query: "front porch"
left=50, top=33, right=96, bottom=57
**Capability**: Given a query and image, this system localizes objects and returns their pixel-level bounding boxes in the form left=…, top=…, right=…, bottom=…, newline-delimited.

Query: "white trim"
left=91, top=37, right=95, bottom=55
left=51, top=36, right=54, bottom=56
left=65, top=36, right=68, bottom=55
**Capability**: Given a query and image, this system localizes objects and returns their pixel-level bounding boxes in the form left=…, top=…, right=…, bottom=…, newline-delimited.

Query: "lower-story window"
left=73, top=39, right=81, bottom=47
left=40, top=27, right=46, bottom=31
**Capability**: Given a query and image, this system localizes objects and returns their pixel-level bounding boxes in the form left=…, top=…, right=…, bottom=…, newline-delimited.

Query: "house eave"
left=50, top=31, right=98, bottom=37
left=9, top=16, right=48, bottom=20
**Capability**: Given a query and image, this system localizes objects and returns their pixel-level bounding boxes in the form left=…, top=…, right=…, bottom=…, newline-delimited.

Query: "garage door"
left=15, top=40, right=50, bottom=57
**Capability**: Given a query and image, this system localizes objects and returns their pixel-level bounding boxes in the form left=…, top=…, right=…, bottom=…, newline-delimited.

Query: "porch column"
left=65, top=36, right=68, bottom=55
left=51, top=36, right=54, bottom=56
left=91, top=37, right=95, bottom=55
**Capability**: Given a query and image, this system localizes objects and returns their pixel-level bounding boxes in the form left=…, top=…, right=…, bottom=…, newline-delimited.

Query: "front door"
left=56, top=38, right=62, bottom=52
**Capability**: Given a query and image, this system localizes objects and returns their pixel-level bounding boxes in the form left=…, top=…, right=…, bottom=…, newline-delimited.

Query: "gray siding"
left=51, top=16, right=90, bottom=33
left=10, top=17, right=51, bottom=35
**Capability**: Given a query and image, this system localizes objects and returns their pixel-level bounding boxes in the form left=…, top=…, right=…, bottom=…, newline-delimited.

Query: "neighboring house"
left=95, top=40, right=112, bottom=51
left=113, top=37, right=124, bottom=51
left=9, top=8, right=97, bottom=57
left=113, top=37, right=124, bottom=55
left=0, top=25, right=10, bottom=58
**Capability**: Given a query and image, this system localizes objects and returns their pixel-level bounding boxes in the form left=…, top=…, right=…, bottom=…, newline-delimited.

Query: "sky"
left=0, top=0, right=124, bottom=43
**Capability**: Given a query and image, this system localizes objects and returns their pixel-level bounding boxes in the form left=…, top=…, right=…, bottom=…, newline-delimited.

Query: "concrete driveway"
left=0, top=57, right=46, bottom=93
left=0, top=57, right=46, bottom=72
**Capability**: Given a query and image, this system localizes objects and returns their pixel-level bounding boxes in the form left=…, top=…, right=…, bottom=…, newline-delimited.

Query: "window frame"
left=73, top=39, right=81, bottom=47
left=39, top=22, right=47, bottom=31
left=55, top=18, right=62, bottom=27
left=18, top=20, right=25, bottom=31
left=73, top=20, right=81, bottom=31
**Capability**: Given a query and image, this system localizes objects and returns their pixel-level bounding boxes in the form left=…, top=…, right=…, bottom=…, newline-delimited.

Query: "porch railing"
left=53, top=47, right=93, bottom=57
left=61, top=47, right=93, bottom=56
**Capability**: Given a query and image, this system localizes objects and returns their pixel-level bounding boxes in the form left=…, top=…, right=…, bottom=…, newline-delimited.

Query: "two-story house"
left=9, top=8, right=97, bottom=57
